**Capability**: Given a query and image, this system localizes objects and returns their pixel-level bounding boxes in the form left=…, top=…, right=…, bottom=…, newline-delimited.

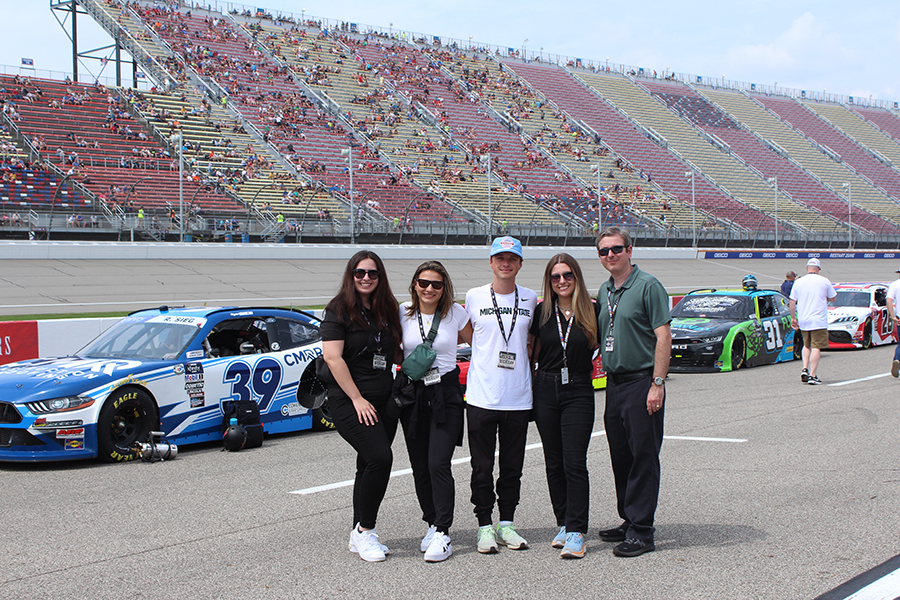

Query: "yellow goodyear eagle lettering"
left=114, top=392, right=138, bottom=409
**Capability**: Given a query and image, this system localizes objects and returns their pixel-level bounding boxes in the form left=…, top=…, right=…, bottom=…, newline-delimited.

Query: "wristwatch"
left=653, top=376, right=665, bottom=386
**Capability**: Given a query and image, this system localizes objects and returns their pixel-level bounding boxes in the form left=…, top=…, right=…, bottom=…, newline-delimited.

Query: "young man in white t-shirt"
left=885, top=265, right=900, bottom=377
left=465, top=236, right=537, bottom=554
left=789, top=258, right=836, bottom=385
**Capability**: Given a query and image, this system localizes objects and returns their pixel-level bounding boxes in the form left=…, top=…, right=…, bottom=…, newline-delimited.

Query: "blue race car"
left=0, top=306, right=331, bottom=463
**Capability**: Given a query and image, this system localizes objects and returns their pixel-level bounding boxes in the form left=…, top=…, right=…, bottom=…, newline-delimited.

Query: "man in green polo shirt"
left=595, top=226, right=671, bottom=557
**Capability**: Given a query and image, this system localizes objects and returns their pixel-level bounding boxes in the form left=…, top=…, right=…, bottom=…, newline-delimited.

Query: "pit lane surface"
left=1, top=341, right=898, bottom=599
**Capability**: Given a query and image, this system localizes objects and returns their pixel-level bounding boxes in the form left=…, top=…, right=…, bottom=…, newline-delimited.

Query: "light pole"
left=169, top=129, right=184, bottom=242
left=482, top=153, right=492, bottom=243
left=842, top=182, right=852, bottom=248
left=341, top=147, right=355, bottom=244
left=685, top=171, right=696, bottom=246
left=591, top=163, right=602, bottom=234
left=767, top=176, right=778, bottom=247
left=522, top=38, right=528, bottom=59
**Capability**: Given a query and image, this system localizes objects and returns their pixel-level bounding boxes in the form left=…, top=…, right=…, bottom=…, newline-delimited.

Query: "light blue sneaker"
left=551, top=526, right=567, bottom=548
left=560, top=532, right=585, bottom=559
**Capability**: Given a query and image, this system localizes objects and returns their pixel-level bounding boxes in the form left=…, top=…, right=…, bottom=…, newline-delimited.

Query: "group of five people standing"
left=320, top=226, right=671, bottom=563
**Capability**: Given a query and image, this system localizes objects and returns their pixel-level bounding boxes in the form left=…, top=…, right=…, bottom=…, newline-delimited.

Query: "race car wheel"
left=862, top=319, right=873, bottom=349
left=311, top=400, right=335, bottom=431
left=97, top=388, right=159, bottom=462
left=730, top=334, right=746, bottom=370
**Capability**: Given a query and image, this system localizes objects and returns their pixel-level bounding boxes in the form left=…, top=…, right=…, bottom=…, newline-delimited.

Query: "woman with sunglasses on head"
left=398, top=261, right=473, bottom=562
left=529, top=253, right=600, bottom=559
left=321, top=250, right=402, bottom=563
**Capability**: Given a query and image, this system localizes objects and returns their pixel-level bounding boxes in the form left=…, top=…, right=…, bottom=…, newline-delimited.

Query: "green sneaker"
left=477, top=525, right=498, bottom=554
left=496, top=523, right=529, bottom=550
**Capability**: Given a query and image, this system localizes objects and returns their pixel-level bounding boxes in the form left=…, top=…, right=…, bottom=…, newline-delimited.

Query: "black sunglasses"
left=353, top=268, right=380, bottom=280
left=416, top=278, right=444, bottom=290
left=550, top=271, right=575, bottom=283
left=597, top=245, right=627, bottom=257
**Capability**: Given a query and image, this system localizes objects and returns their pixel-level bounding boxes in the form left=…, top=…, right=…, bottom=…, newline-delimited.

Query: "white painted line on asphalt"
left=665, top=435, right=747, bottom=443
left=828, top=372, right=892, bottom=386
left=844, top=567, right=900, bottom=600
left=289, top=431, right=744, bottom=495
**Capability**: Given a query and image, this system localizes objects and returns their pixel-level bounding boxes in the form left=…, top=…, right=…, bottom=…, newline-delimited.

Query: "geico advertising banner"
left=0, top=321, right=39, bottom=365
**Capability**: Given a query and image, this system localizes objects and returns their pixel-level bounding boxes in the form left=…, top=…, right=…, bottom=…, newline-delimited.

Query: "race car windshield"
left=671, top=295, right=753, bottom=320
left=77, top=321, right=201, bottom=360
left=829, top=291, right=870, bottom=308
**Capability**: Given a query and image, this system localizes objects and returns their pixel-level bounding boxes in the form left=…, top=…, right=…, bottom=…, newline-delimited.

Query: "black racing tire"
left=97, top=388, right=159, bottom=462
left=730, top=334, right=746, bottom=370
left=793, top=329, right=803, bottom=360
left=862, top=319, right=873, bottom=349
left=311, top=400, right=335, bottom=431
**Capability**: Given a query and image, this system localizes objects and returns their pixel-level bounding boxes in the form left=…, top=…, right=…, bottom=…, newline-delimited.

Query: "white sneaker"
left=420, top=524, right=437, bottom=553
left=349, top=524, right=386, bottom=562
left=424, top=531, right=452, bottom=562
left=348, top=525, right=391, bottom=555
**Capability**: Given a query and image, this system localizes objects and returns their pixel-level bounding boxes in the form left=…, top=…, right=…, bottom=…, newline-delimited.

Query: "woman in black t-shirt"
left=321, top=250, right=401, bottom=563
left=529, top=252, right=599, bottom=559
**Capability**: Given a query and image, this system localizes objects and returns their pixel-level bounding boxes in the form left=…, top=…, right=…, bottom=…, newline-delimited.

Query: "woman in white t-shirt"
left=398, top=261, right=473, bottom=563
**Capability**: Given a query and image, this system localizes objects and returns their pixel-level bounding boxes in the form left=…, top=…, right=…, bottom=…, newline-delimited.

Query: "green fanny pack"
left=402, top=312, right=441, bottom=381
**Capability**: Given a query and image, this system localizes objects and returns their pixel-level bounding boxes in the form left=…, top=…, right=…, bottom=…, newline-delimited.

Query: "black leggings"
left=329, top=395, right=398, bottom=530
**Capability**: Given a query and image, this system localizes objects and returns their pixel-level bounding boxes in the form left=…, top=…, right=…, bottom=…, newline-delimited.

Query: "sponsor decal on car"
left=56, top=428, right=85, bottom=439
left=186, top=350, right=204, bottom=359
left=65, top=439, right=85, bottom=450
left=281, top=402, right=304, bottom=416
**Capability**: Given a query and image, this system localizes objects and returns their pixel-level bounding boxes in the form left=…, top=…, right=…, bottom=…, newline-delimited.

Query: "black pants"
left=330, top=396, right=398, bottom=530
left=401, top=379, right=464, bottom=534
left=604, top=372, right=664, bottom=543
left=533, top=370, right=595, bottom=534
left=467, top=403, right=530, bottom=527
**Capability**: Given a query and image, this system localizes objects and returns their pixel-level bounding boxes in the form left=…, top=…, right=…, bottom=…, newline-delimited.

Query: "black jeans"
left=604, top=372, right=664, bottom=543
left=532, top=370, right=595, bottom=534
left=401, top=378, right=464, bottom=534
left=329, top=396, right=399, bottom=530
left=466, top=404, right=531, bottom=527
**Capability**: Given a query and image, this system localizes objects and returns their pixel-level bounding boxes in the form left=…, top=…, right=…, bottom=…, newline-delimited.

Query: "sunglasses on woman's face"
left=550, top=271, right=575, bottom=283
left=416, top=278, right=444, bottom=290
left=353, top=268, right=380, bottom=280
left=597, top=244, right=626, bottom=257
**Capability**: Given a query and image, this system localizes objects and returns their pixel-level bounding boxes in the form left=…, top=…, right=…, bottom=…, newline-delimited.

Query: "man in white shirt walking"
left=465, top=236, right=537, bottom=554
left=884, top=265, right=900, bottom=377
left=789, top=258, right=836, bottom=385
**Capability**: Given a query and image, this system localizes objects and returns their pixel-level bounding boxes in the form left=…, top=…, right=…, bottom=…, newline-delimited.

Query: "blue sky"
left=1, top=1, right=897, bottom=103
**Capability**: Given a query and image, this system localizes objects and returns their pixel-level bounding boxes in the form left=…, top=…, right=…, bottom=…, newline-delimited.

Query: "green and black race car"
left=670, top=288, right=802, bottom=372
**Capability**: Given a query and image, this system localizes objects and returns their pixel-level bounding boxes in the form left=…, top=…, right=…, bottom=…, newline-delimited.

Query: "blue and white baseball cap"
left=490, top=236, right=523, bottom=258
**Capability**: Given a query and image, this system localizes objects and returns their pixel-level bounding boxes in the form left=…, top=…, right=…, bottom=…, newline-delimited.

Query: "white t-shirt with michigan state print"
left=465, top=283, right=537, bottom=411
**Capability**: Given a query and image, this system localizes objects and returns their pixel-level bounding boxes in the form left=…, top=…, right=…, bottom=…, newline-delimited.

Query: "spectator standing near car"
left=595, top=226, right=671, bottom=557
left=464, top=236, right=537, bottom=554
left=321, top=250, right=402, bottom=562
left=884, top=265, right=900, bottom=378
left=530, top=253, right=600, bottom=559
left=781, top=271, right=796, bottom=297
left=398, top=261, right=472, bottom=563
left=789, top=258, right=836, bottom=385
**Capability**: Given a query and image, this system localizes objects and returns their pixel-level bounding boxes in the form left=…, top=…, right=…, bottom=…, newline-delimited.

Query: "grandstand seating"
left=745, top=94, right=900, bottom=232
left=506, top=62, right=770, bottom=234
left=853, top=106, right=900, bottom=145
left=652, top=83, right=895, bottom=234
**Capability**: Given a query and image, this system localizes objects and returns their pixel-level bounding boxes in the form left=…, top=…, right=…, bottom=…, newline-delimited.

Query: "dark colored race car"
left=670, top=289, right=801, bottom=372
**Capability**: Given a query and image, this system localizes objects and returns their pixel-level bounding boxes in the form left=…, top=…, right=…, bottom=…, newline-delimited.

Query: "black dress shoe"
left=613, top=538, right=655, bottom=557
left=597, top=525, right=627, bottom=543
